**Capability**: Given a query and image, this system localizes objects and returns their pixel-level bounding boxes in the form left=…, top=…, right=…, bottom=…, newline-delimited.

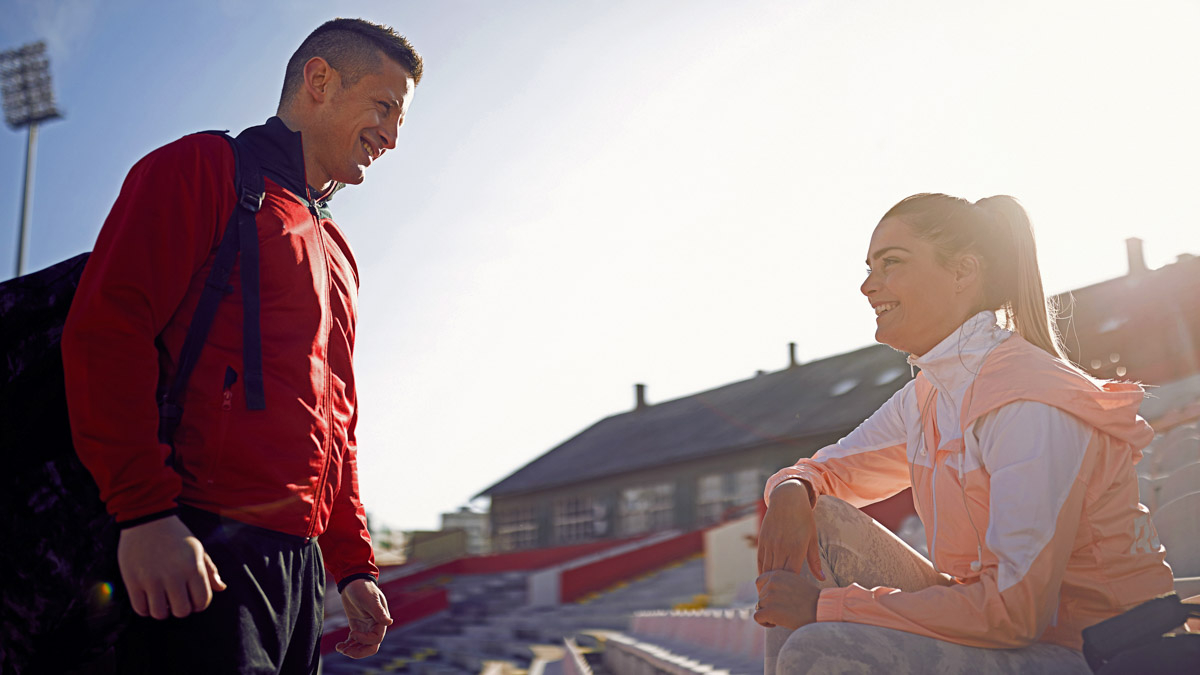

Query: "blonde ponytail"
left=974, top=196, right=1066, bottom=360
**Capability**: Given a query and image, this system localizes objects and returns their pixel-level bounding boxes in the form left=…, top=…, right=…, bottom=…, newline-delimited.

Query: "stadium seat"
left=1154, top=491, right=1200, bottom=578
left=1157, top=461, right=1200, bottom=511
left=1148, top=428, right=1200, bottom=477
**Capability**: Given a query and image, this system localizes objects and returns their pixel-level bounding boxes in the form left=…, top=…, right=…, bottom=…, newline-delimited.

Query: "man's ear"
left=302, top=56, right=336, bottom=103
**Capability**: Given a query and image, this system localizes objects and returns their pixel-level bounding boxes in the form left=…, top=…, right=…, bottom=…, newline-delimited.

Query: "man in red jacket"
left=62, top=18, right=420, bottom=673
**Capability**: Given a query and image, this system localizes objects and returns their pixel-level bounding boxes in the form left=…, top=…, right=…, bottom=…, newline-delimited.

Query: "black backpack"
left=1082, top=592, right=1200, bottom=674
left=0, top=130, right=265, bottom=674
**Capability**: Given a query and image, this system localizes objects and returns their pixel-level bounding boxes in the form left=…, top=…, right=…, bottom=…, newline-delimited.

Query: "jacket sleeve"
left=816, top=401, right=1095, bottom=648
left=765, top=383, right=913, bottom=508
left=62, top=134, right=235, bottom=524
left=319, top=403, right=380, bottom=588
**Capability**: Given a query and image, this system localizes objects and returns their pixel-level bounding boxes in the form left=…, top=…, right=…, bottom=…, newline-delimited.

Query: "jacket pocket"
left=204, top=366, right=238, bottom=486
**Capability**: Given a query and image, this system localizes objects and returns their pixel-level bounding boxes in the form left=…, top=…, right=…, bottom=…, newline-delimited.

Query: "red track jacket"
left=63, top=117, right=376, bottom=585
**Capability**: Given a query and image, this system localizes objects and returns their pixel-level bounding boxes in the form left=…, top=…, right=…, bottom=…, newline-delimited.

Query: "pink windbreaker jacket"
left=765, top=312, right=1174, bottom=650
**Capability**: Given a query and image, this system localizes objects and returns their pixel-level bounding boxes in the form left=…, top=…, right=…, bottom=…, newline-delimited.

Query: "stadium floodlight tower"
left=1, top=41, right=62, bottom=277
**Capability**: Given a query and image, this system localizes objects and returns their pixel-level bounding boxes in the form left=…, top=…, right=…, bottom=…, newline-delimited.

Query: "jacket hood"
left=967, top=334, right=1155, bottom=457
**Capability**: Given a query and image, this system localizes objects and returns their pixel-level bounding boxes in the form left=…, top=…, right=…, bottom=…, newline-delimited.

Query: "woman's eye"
left=379, top=101, right=391, bottom=113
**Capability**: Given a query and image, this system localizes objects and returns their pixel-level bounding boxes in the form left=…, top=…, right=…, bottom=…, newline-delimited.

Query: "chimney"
left=1126, top=237, right=1147, bottom=275
left=788, top=342, right=799, bottom=368
left=634, top=383, right=647, bottom=411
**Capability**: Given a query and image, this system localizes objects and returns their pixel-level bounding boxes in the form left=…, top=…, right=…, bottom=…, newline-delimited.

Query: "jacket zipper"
left=306, top=201, right=336, bottom=538
left=922, top=390, right=941, bottom=567
left=929, top=455, right=940, bottom=565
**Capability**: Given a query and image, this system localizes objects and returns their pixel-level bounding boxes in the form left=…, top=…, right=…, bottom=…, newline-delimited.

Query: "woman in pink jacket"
left=756, top=193, right=1175, bottom=674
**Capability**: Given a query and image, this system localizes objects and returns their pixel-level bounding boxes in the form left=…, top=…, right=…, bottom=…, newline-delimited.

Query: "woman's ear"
left=953, top=254, right=982, bottom=293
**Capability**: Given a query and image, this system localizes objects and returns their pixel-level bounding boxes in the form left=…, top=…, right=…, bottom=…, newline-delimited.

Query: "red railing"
left=376, top=535, right=649, bottom=597
left=559, top=530, right=705, bottom=603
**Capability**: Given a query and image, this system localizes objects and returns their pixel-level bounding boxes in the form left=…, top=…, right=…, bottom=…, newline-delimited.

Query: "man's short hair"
left=280, top=18, right=423, bottom=105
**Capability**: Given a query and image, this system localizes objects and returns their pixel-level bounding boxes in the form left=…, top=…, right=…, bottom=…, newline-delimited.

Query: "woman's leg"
left=809, top=495, right=949, bottom=591
left=764, top=496, right=949, bottom=674
left=776, top=622, right=1090, bottom=675
left=763, top=497, right=1089, bottom=674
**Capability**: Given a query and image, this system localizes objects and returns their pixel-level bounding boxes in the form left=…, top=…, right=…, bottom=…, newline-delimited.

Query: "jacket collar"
left=235, top=116, right=342, bottom=210
left=909, top=311, right=1012, bottom=398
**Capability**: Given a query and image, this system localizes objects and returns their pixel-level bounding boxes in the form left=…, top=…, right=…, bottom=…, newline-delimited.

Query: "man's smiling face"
left=307, top=53, right=415, bottom=189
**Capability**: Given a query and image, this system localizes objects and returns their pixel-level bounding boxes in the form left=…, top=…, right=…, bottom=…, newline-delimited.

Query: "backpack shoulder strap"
left=224, top=131, right=266, bottom=411
left=157, top=131, right=265, bottom=445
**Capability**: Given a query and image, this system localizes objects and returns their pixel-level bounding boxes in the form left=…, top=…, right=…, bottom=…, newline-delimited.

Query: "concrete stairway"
left=320, top=556, right=709, bottom=675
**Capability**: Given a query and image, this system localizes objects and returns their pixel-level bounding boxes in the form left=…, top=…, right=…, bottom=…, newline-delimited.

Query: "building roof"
left=1052, top=253, right=1200, bottom=385
left=479, top=344, right=911, bottom=498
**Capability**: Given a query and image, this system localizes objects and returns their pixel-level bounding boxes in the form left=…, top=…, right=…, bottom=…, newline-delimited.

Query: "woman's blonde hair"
left=881, top=193, right=1066, bottom=360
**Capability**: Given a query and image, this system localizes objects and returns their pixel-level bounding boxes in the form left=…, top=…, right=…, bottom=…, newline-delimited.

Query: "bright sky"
left=2, top=0, right=1198, bottom=531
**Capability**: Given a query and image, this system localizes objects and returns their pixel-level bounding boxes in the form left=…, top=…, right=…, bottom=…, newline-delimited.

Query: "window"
left=829, top=378, right=860, bottom=396
left=618, top=482, right=675, bottom=535
left=696, top=468, right=766, bottom=525
left=493, top=506, right=537, bottom=551
left=874, top=367, right=905, bottom=386
left=696, top=474, right=726, bottom=525
left=553, top=496, right=597, bottom=544
left=733, top=468, right=763, bottom=506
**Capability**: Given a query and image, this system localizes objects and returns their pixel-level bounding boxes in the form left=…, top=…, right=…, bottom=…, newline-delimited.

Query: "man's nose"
left=380, top=115, right=402, bottom=151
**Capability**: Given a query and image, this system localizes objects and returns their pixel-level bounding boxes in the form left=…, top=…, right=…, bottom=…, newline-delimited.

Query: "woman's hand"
left=756, top=480, right=824, bottom=581
left=754, top=569, right=821, bottom=629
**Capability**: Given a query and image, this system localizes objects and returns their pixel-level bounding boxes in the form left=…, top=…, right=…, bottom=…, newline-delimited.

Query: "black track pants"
left=115, top=507, right=325, bottom=675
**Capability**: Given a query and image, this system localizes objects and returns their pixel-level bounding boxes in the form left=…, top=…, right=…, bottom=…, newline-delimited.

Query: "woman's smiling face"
left=860, top=217, right=976, bottom=356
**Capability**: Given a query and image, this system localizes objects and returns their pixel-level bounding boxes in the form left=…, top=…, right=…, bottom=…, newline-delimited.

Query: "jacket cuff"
left=816, top=587, right=846, bottom=622
left=337, top=573, right=379, bottom=593
left=765, top=475, right=819, bottom=508
left=116, top=507, right=180, bottom=529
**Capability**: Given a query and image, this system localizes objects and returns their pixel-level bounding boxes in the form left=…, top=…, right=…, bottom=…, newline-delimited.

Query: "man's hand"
left=757, top=480, right=824, bottom=580
left=754, top=569, right=821, bottom=630
left=337, top=579, right=393, bottom=659
left=117, top=515, right=226, bottom=620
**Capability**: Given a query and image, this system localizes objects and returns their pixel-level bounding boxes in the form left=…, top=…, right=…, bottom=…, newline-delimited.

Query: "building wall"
left=490, top=431, right=841, bottom=551
left=441, top=509, right=491, bottom=555
left=405, top=529, right=468, bottom=563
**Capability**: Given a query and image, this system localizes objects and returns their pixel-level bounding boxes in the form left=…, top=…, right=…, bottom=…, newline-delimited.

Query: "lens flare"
left=92, top=581, right=114, bottom=605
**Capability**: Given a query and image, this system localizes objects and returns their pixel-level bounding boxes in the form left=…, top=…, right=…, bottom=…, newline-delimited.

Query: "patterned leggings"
left=764, top=496, right=1091, bottom=675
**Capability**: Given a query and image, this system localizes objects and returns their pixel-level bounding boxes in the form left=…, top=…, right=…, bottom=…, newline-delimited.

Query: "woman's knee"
left=812, top=496, right=864, bottom=531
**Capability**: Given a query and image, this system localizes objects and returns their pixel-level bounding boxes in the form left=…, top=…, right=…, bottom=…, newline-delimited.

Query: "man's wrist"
left=116, top=507, right=180, bottom=530
left=337, top=573, right=379, bottom=593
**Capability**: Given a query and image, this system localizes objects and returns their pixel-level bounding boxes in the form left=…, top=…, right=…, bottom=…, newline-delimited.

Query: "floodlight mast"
left=1, top=41, right=62, bottom=277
